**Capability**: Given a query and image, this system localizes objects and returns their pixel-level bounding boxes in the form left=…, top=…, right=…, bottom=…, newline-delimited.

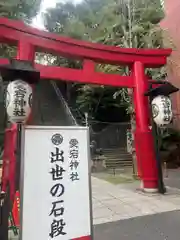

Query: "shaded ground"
left=164, top=169, right=180, bottom=189
left=92, top=167, right=139, bottom=185
left=94, top=210, right=180, bottom=240
left=93, top=168, right=180, bottom=190
left=92, top=172, right=137, bottom=185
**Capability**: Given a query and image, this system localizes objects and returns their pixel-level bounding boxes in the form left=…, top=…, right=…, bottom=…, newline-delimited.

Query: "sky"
left=32, top=0, right=83, bottom=29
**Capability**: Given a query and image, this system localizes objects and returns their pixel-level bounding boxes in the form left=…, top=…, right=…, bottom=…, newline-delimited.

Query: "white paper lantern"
left=5, top=79, right=33, bottom=123
left=151, top=95, right=173, bottom=126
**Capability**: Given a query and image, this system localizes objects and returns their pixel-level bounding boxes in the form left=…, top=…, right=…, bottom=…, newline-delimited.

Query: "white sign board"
left=20, top=126, right=92, bottom=240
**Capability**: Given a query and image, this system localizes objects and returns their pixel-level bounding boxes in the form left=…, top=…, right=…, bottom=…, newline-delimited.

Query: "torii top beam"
left=0, top=17, right=171, bottom=67
left=0, top=17, right=171, bottom=88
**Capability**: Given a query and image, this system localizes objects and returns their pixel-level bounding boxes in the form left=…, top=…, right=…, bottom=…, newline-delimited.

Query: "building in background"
left=160, top=0, right=180, bottom=128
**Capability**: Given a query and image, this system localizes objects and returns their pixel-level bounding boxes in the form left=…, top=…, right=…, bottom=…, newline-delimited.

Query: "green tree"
left=0, top=0, right=41, bottom=58
left=0, top=0, right=41, bottom=23
left=44, top=0, right=165, bottom=123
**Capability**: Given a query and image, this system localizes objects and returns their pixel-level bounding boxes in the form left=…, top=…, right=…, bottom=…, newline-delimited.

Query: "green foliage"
left=76, top=84, right=129, bottom=120
left=0, top=0, right=41, bottom=23
left=157, top=127, right=180, bottom=168
left=159, top=128, right=180, bottom=150
left=0, top=0, right=42, bottom=59
left=44, top=0, right=165, bottom=123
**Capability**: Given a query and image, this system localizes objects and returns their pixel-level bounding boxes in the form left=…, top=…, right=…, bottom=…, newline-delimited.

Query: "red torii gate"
left=0, top=17, right=171, bottom=199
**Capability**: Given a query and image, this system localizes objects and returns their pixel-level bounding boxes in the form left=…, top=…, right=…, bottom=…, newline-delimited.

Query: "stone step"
left=105, top=158, right=132, bottom=162
left=103, top=148, right=128, bottom=152
left=93, top=154, right=132, bottom=159
left=106, top=163, right=133, bottom=168
left=93, top=147, right=133, bottom=169
left=103, top=150, right=130, bottom=155
left=103, top=153, right=131, bottom=158
left=105, top=159, right=133, bottom=168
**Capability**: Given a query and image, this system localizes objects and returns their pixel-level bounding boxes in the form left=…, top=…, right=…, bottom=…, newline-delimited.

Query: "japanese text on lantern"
left=49, top=134, right=66, bottom=238
left=161, top=96, right=171, bottom=122
left=13, top=83, right=26, bottom=117
left=69, top=138, right=80, bottom=182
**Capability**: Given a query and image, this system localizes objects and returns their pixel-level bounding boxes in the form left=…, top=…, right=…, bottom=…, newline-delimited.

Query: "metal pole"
left=0, top=185, right=10, bottom=240
left=149, top=85, right=166, bottom=194
left=85, top=112, right=88, bottom=127
left=0, top=103, right=10, bottom=239
left=15, top=124, right=22, bottom=192
left=152, top=121, right=166, bottom=194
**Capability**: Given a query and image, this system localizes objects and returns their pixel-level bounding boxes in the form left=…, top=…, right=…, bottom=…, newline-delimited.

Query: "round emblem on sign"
left=51, top=134, right=63, bottom=145
left=152, top=104, right=159, bottom=118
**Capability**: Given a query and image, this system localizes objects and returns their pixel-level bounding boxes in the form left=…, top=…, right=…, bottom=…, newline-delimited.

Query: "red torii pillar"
left=133, top=62, right=158, bottom=191
left=0, top=17, right=172, bottom=195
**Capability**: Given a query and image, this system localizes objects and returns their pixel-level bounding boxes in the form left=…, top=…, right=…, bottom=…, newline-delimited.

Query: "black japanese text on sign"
left=161, top=96, right=171, bottom=122
left=49, top=138, right=66, bottom=238
left=69, top=139, right=80, bottom=182
left=13, top=83, right=26, bottom=117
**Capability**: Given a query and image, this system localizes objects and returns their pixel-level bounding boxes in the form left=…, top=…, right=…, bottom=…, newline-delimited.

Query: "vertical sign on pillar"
left=20, top=126, right=93, bottom=240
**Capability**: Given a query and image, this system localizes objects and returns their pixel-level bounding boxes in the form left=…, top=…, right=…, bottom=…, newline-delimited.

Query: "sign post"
left=20, top=126, right=93, bottom=240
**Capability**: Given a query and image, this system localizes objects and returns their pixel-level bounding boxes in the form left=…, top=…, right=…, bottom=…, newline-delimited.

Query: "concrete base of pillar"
left=143, top=188, right=158, bottom=193
left=139, top=180, right=158, bottom=193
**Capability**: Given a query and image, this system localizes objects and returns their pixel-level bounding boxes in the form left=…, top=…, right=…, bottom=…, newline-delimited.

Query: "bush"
left=159, top=127, right=180, bottom=168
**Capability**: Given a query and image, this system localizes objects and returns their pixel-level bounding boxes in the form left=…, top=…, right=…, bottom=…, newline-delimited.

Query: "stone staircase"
left=103, top=148, right=133, bottom=169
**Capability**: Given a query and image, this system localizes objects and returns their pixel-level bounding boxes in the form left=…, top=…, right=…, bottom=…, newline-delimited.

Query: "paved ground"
left=92, top=177, right=180, bottom=225
left=94, top=210, right=180, bottom=240
left=9, top=210, right=180, bottom=240
left=93, top=174, right=180, bottom=239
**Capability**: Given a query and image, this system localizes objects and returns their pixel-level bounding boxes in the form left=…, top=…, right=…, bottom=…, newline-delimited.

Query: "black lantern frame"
left=0, top=59, right=40, bottom=84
